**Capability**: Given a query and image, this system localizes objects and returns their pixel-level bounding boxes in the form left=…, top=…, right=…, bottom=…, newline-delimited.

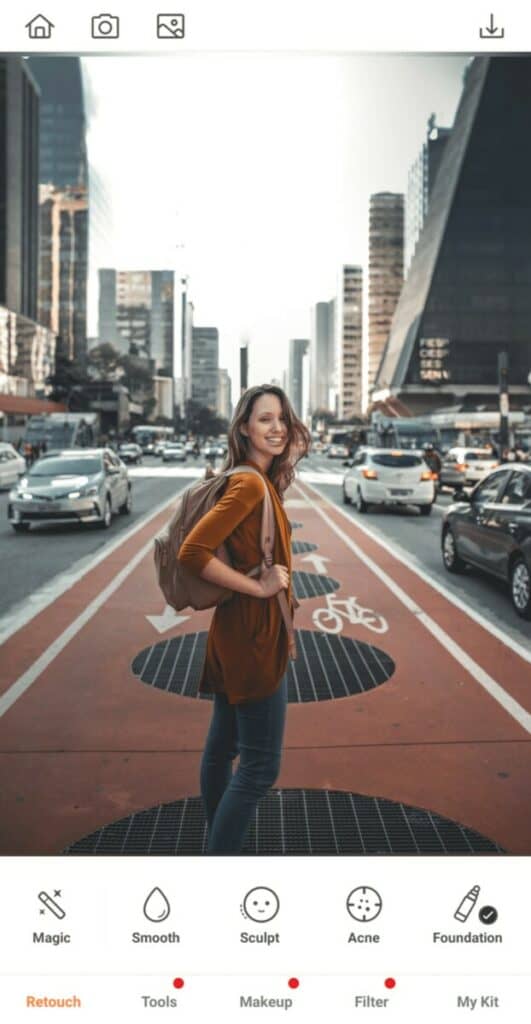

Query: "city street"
left=0, top=453, right=530, bottom=858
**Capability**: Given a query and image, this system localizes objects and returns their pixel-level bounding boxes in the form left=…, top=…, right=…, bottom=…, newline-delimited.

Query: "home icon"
left=25, top=14, right=55, bottom=39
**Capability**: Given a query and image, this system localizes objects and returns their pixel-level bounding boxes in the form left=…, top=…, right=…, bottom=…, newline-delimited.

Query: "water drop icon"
left=143, top=886, right=171, bottom=923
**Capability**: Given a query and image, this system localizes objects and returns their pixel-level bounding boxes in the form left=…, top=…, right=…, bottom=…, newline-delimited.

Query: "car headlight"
left=81, top=484, right=99, bottom=497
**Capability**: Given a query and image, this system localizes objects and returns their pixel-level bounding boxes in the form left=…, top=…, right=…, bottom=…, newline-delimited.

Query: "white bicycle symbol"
left=312, top=593, right=388, bottom=635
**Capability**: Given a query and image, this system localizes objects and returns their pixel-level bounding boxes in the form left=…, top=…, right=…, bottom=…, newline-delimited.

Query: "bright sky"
left=83, top=54, right=469, bottom=396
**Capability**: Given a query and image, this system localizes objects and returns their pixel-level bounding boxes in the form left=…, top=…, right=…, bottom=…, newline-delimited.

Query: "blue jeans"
left=200, top=677, right=287, bottom=854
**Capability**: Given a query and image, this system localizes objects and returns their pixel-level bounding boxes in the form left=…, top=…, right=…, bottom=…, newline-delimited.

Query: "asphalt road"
left=0, top=451, right=529, bottom=651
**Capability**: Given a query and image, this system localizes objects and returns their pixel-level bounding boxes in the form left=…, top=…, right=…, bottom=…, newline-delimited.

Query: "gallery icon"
left=26, top=14, right=54, bottom=39
left=157, top=13, right=185, bottom=38
left=92, top=13, right=120, bottom=39
left=241, top=887, right=279, bottom=923
left=346, top=886, right=382, bottom=922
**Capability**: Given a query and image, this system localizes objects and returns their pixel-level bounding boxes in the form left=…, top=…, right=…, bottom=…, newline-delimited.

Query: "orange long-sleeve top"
left=177, top=459, right=293, bottom=704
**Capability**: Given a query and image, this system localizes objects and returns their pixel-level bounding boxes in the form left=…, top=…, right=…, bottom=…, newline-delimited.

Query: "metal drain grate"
left=289, top=521, right=303, bottom=529
left=291, top=541, right=318, bottom=554
left=63, top=789, right=504, bottom=856
left=293, top=571, right=339, bottom=599
left=132, top=630, right=393, bottom=701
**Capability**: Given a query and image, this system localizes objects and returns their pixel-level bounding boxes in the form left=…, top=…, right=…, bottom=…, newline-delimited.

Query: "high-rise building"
left=192, top=326, right=219, bottom=410
left=38, top=184, right=88, bottom=364
left=0, top=58, right=56, bottom=405
left=288, top=338, right=309, bottom=418
left=405, top=116, right=451, bottom=274
left=338, top=265, right=363, bottom=419
left=218, top=368, right=232, bottom=421
left=27, top=57, right=88, bottom=188
left=374, top=57, right=531, bottom=414
left=368, top=193, right=404, bottom=397
left=310, top=299, right=336, bottom=414
left=240, top=343, right=248, bottom=395
left=97, top=269, right=174, bottom=375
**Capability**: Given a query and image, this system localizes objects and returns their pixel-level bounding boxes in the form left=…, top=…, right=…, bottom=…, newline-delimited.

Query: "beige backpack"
left=153, top=466, right=296, bottom=656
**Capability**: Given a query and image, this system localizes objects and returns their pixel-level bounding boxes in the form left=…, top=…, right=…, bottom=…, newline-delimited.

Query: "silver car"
left=8, top=448, right=132, bottom=533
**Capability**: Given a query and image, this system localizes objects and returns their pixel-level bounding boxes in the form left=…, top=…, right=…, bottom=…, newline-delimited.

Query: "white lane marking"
left=0, top=490, right=181, bottom=645
left=301, top=478, right=531, bottom=667
left=294, top=482, right=531, bottom=733
left=0, top=531, right=157, bottom=718
left=129, top=466, right=206, bottom=479
left=146, top=606, right=190, bottom=634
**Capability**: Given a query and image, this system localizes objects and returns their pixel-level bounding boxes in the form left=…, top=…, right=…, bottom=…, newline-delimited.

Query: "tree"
left=45, top=337, right=88, bottom=405
left=87, top=342, right=122, bottom=380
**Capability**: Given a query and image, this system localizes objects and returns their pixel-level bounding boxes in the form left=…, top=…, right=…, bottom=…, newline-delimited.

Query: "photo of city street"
left=0, top=53, right=530, bottom=856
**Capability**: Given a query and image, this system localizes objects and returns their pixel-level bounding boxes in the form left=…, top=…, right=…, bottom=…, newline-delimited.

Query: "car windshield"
left=28, top=457, right=102, bottom=477
left=464, top=450, right=492, bottom=461
left=370, top=453, right=422, bottom=467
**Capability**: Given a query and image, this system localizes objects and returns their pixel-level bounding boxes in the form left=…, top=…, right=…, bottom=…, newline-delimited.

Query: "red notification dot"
left=384, top=978, right=396, bottom=990
left=288, top=978, right=299, bottom=989
left=173, top=978, right=185, bottom=989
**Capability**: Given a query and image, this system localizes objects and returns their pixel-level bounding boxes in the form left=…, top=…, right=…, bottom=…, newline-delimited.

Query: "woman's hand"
left=256, top=563, right=289, bottom=598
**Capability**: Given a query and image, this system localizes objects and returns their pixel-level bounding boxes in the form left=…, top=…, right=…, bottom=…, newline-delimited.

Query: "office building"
left=0, top=57, right=56, bottom=409
left=218, top=368, right=232, bottom=421
left=374, top=57, right=531, bottom=413
left=288, top=338, right=309, bottom=419
left=97, top=268, right=175, bottom=375
left=192, top=326, right=219, bottom=410
left=240, top=343, right=248, bottom=395
left=27, top=57, right=88, bottom=188
left=338, top=265, right=363, bottom=419
left=405, top=116, right=451, bottom=274
left=368, top=193, right=404, bottom=396
left=38, top=184, right=88, bottom=364
left=310, top=299, right=336, bottom=414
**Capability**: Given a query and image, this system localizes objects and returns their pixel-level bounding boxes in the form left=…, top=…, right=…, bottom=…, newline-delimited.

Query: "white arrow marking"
left=146, top=606, right=190, bottom=634
left=300, top=553, right=331, bottom=574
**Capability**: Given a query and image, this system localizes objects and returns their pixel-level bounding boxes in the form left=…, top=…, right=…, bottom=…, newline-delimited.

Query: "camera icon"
left=91, top=13, right=120, bottom=39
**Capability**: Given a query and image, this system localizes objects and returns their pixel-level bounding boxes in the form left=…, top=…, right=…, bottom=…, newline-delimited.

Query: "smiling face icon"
left=242, top=886, right=280, bottom=923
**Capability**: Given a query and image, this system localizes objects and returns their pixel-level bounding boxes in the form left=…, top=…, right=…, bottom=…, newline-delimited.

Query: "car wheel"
left=419, top=503, right=433, bottom=516
left=442, top=526, right=465, bottom=573
left=99, top=496, right=112, bottom=529
left=342, top=484, right=351, bottom=505
left=510, top=557, right=531, bottom=619
left=355, top=487, right=368, bottom=514
left=11, top=522, right=30, bottom=533
left=120, top=487, right=132, bottom=515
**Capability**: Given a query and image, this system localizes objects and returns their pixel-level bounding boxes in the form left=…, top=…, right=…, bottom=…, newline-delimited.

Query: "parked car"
left=342, top=448, right=436, bottom=515
left=154, top=439, right=172, bottom=456
left=440, top=447, right=500, bottom=489
left=8, top=448, right=131, bottom=533
left=201, top=443, right=224, bottom=459
left=0, top=443, right=26, bottom=488
left=327, top=444, right=350, bottom=460
left=441, top=465, right=531, bottom=618
left=117, top=442, right=143, bottom=464
left=162, top=443, right=187, bottom=463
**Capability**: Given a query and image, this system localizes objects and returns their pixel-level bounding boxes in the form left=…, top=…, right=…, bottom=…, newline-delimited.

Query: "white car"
left=327, top=444, right=350, bottom=459
left=162, top=443, right=187, bottom=462
left=0, top=443, right=26, bottom=488
left=440, top=446, right=500, bottom=488
left=343, top=448, right=436, bottom=515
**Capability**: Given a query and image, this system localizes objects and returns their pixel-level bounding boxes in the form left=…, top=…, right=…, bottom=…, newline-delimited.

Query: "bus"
left=131, top=424, right=174, bottom=453
left=24, top=413, right=101, bottom=451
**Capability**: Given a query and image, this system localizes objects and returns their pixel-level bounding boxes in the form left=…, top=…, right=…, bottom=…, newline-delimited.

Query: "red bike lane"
left=0, top=478, right=529, bottom=855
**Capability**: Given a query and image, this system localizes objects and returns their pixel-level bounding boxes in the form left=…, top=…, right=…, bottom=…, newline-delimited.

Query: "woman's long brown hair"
left=221, top=384, right=311, bottom=497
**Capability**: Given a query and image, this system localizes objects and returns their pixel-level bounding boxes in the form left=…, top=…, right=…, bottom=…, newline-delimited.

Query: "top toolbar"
left=2, top=0, right=528, bottom=53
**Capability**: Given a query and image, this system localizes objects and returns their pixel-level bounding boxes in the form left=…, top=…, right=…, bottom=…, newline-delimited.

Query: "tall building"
left=218, top=367, right=232, bottom=421
left=38, top=184, right=88, bottom=364
left=405, top=116, right=451, bottom=274
left=97, top=269, right=174, bottom=375
left=0, top=58, right=56, bottom=406
left=338, top=265, right=363, bottom=419
left=368, top=192, right=404, bottom=396
left=288, top=338, right=309, bottom=418
left=27, top=57, right=88, bottom=188
left=374, top=57, right=531, bottom=414
left=240, top=343, right=248, bottom=395
left=310, top=299, right=336, bottom=414
left=192, top=326, right=219, bottom=410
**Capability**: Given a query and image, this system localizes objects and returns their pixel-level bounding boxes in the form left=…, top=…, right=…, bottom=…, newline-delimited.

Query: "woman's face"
left=241, top=393, right=288, bottom=465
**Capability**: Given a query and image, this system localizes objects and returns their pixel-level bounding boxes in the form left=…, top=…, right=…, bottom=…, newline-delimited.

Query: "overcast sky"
left=83, top=54, right=469, bottom=395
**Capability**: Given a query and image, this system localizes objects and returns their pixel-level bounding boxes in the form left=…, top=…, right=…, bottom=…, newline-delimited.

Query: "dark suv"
left=441, top=465, right=531, bottom=618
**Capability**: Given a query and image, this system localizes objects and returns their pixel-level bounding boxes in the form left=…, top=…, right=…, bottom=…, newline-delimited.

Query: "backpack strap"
left=225, top=466, right=297, bottom=659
